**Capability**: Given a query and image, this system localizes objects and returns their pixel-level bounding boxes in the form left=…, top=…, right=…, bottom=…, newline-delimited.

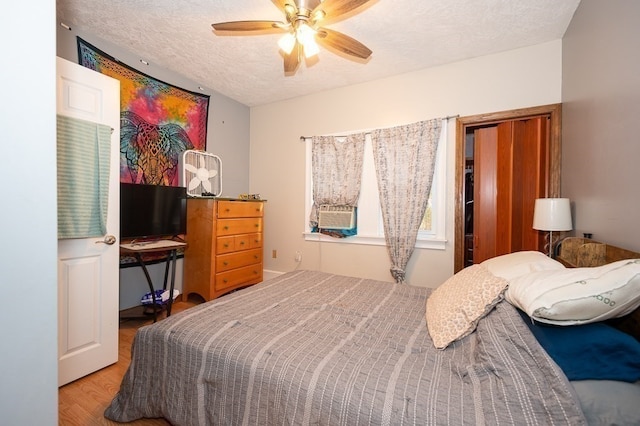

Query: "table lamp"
left=533, top=198, right=573, bottom=257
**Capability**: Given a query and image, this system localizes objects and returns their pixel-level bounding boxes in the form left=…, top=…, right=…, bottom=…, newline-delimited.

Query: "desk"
left=120, top=240, right=187, bottom=322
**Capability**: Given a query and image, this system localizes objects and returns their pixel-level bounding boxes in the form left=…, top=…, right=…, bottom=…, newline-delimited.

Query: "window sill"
left=303, top=232, right=447, bottom=250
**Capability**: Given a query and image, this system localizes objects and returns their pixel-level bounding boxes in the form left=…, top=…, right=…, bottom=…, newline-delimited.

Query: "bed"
left=105, top=250, right=640, bottom=425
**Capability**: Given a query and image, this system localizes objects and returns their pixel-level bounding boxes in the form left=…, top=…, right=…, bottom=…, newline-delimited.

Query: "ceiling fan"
left=211, top=0, right=373, bottom=74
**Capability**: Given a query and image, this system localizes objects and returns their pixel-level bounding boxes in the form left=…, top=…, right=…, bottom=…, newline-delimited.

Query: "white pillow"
left=481, top=251, right=565, bottom=281
left=505, top=259, right=640, bottom=325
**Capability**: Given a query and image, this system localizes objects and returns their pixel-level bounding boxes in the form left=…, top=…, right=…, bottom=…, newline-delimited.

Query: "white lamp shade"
left=533, top=198, right=573, bottom=231
left=278, top=33, right=296, bottom=54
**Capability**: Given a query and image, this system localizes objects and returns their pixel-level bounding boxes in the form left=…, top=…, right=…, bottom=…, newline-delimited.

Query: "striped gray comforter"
left=105, top=270, right=585, bottom=425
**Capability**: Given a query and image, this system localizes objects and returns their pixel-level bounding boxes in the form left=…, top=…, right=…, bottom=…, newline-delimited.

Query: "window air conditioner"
left=318, top=205, right=356, bottom=230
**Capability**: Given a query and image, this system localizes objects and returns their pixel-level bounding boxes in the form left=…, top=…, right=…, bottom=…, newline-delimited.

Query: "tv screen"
left=120, top=183, right=187, bottom=240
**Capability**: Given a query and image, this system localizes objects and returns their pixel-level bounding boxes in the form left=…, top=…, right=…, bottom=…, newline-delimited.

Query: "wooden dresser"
left=184, top=198, right=265, bottom=301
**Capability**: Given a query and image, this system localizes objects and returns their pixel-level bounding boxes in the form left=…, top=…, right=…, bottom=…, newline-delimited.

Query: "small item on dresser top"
left=239, top=193, right=261, bottom=200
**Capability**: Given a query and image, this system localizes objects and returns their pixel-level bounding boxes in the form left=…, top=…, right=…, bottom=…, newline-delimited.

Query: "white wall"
left=562, top=0, right=640, bottom=251
left=0, top=1, right=58, bottom=424
left=250, top=41, right=563, bottom=288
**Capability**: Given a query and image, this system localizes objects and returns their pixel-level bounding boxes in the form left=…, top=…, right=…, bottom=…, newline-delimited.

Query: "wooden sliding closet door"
left=473, top=117, right=547, bottom=264
left=513, top=117, right=548, bottom=253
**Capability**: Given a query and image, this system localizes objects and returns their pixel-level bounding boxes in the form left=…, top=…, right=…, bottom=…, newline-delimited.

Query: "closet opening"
left=454, top=104, right=562, bottom=273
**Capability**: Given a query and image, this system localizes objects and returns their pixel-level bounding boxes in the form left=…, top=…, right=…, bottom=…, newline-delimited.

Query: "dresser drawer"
left=217, top=201, right=264, bottom=218
left=215, top=265, right=263, bottom=292
left=216, top=248, right=263, bottom=272
left=248, top=232, right=262, bottom=249
left=216, top=235, right=252, bottom=254
left=217, top=218, right=263, bottom=236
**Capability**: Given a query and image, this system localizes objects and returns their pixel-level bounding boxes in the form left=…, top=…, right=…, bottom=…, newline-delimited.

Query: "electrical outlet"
left=295, top=251, right=302, bottom=262
left=272, top=249, right=277, bottom=258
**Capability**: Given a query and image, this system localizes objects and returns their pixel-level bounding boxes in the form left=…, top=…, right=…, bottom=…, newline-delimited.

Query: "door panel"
left=472, top=118, right=549, bottom=264
left=473, top=126, right=498, bottom=263
left=57, top=57, right=120, bottom=386
left=516, top=117, right=548, bottom=252
left=495, top=121, right=514, bottom=256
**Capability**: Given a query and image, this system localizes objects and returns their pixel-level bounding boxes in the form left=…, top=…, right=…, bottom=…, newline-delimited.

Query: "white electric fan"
left=181, top=150, right=222, bottom=197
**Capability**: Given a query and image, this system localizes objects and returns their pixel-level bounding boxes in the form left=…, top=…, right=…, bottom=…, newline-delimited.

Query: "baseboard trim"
left=263, top=269, right=286, bottom=281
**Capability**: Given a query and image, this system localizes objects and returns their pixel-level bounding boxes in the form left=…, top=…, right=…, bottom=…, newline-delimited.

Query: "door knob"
left=96, top=235, right=117, bottom=245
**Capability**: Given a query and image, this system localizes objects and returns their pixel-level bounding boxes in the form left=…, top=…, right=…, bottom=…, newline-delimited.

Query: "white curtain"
left=309, top=134, right=366, bottom=230
left=371, top=119, right=442, bottom=283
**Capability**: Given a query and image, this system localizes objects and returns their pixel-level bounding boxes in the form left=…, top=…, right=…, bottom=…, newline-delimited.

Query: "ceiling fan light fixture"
left=284, top=3, right=296, bottom=16
left=296, top=23, right=319, bottom=58
left=296, top=22, right=316, bottom=46
left=303, top=38, right=320, bottom=58
left=311, top=9, right=326, bottom=24
left=211, top=0, right=374, bottom=74
left=278, top=32, right=297, bottom=54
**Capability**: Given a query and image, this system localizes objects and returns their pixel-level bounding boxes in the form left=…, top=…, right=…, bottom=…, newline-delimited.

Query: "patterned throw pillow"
left=426, top=264, right=509, bottom=349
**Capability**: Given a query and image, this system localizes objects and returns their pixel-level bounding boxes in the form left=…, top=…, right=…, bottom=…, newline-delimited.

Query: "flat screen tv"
left=120, top=183, right=187, bottom=240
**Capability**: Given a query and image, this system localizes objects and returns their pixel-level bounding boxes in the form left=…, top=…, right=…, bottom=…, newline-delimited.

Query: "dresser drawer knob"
left=225, top=208, right=230, bottom=212
left=223, top=261, right=229, bottom=266
left=254, top=255, right=259, bottom=259
left=223, top=279, right=228, bottom=283
left=239, top=241, right=245, bottom=245
left=224, top=243, right=229, bottom=248
left=224, top=226, right=229, bottom=230
left=255, top=224, right=259, bottom=228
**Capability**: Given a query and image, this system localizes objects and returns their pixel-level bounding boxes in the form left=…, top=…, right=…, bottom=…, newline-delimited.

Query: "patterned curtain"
left=309, top=134, right=366, bottom=231
left=371, top=119, right=442, bottom=283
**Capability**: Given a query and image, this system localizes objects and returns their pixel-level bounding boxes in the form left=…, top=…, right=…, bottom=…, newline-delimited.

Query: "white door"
left=57, top=57, right=121, bottom=386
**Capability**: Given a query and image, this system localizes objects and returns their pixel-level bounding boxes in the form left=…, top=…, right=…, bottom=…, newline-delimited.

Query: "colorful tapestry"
left=77, top=37, right=209, bottom=186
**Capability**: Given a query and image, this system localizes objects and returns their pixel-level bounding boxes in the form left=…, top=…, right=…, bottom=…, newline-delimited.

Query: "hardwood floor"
left=58, top=300, right=198, bottom=425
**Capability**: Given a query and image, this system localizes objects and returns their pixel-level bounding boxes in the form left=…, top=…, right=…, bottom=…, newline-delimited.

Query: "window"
left=304, top=123, right=447, bottom=250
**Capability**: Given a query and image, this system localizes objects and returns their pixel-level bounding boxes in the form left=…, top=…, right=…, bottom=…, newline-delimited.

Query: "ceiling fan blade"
left=271, top=0, right=289, bottom=12
left=284, top=41, right=301, bottom=74
left=314, top=0, right=373, bottom=21
left=316, top=28, right=372, bottom=59
left=212, top=20, right=286, bottom=32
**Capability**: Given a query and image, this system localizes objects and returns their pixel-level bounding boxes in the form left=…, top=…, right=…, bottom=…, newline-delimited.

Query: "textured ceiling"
left=56, top=0, right=580, bottom=107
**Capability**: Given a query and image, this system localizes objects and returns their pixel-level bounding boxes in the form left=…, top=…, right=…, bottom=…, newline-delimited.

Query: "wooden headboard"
left=557, top=237, right=640, bottom=341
